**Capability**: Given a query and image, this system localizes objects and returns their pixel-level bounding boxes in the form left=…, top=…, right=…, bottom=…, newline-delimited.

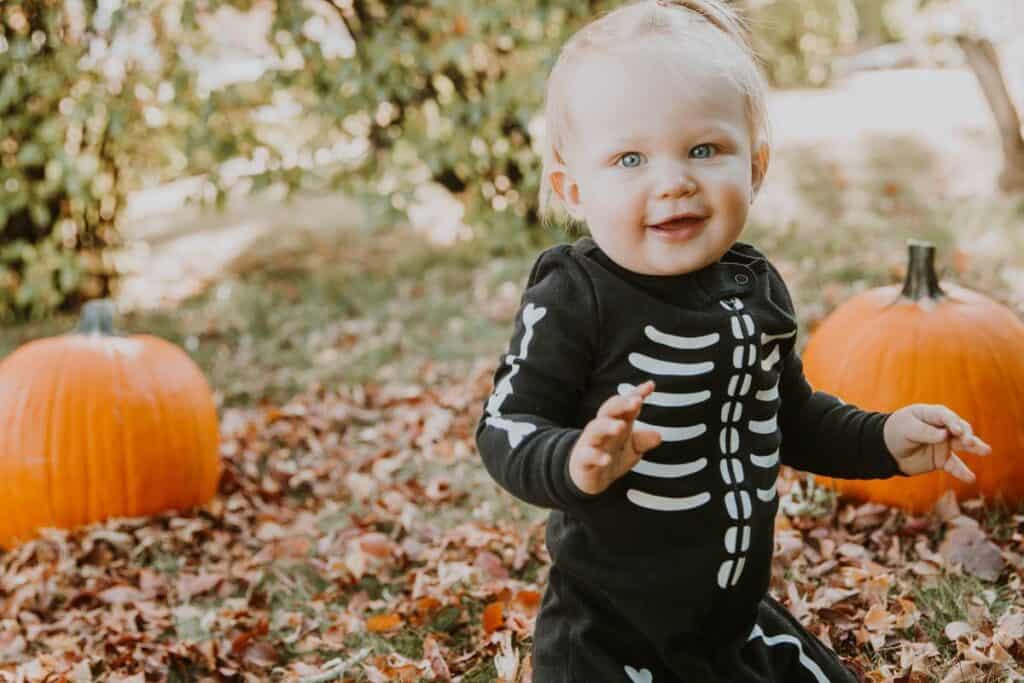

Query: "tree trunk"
left=956, top=35, right=1024, bottom=193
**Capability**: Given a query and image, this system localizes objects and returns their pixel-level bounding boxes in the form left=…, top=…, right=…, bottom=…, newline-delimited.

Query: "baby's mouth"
left=648, top=216, right=709, bottom=232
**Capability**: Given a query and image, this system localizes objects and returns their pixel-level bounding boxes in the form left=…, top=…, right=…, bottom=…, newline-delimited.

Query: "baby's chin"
left=634, top=242, right=724, bottom=276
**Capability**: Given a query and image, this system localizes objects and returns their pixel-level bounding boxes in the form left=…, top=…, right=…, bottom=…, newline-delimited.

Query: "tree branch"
left=956, top=34, right=1024, bottom=192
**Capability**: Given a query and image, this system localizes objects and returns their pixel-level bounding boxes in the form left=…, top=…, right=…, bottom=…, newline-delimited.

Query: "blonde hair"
left=538, top=0, right=771, bottom=233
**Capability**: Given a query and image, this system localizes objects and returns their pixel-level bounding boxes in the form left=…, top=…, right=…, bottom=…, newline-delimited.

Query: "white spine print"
left=747, top=624, right=830, bottom=682
left=484, top=303, right=547, bottom=448
left=624, top=324, right=715, bottom=512
left=717, top=297, right=757, bottom=589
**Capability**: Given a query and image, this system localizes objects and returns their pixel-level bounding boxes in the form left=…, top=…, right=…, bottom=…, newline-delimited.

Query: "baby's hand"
left=568, top=381, right=663, bottom=495
left=883, top=404, right=992, bottom=483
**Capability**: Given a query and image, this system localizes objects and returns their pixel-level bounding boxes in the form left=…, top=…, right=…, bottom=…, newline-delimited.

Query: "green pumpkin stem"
left=77, top=299, right=117, bottom=335
left=900, top=239, right=945, bottom=301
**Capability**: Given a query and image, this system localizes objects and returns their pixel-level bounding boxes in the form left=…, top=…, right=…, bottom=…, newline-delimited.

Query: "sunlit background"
left=3, top=2, right=1024, bottom=680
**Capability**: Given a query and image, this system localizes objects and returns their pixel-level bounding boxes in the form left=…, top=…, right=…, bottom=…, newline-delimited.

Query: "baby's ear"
left=751, top=142, right=770, bottom=196
left=549, top=166, right=584, bottom=221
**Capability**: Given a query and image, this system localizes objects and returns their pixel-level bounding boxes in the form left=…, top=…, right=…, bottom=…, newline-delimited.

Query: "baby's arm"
left=475, top=246, right=609, bottom=509
left=764, top=261, right=903, bottom=479
left=767, top=261, right=991, bottom=480
left=775, top=347, right=904, bottom=479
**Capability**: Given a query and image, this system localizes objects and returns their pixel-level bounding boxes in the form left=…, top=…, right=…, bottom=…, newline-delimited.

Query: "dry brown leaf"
left=366, top=613, right=403, bottom=632
left=932, top=490, right=961, bottom=522
left=944, top=621, right=973, bottom=641
left=938, top=520, right=1005, bottom=582
left=423, top=635, right=452, bottom=681
left=898, top=640, right=940, bottom=670
left=483, top=601, right=505, bottom=634
left=863, top=604, right=893, bottom=632
left=994, top=609, right=1024, bottom=645
left=97, top=585, right=147, bottom=605
left=938, top=660, right=983, bottom=683
left=176, top=573, right=223, bottom=601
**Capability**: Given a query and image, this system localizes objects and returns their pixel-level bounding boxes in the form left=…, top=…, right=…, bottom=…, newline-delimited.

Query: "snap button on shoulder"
left=734, top=273, right=750, bottom=286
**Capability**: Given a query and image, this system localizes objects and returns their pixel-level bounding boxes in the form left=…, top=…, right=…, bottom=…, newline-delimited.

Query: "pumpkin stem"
left=77, top=299, right=117, bottom=335
left=900, top=239, right=945, bottom=301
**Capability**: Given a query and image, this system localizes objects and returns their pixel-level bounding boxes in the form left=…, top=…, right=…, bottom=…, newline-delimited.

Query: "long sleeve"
left=767, top=264, right=908, bottom=479
left=475, top=246, right=604, bottom=510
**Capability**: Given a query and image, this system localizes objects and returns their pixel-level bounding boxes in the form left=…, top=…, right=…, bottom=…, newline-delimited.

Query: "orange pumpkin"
left=0, top=300, right=221, bottom=548
left=803, top=240, right=1024, bottom=514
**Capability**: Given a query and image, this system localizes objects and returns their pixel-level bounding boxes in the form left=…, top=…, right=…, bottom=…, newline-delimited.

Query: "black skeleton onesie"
left=476, top=238, right=908, bottom=683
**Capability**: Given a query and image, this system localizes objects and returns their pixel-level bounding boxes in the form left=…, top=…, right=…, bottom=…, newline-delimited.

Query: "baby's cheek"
left=719, top=176, right=752, bottom=206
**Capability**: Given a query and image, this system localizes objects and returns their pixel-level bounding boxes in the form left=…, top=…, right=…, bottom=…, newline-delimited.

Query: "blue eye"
left=617, top=152, right=644, bottom=168
left=691, top=143, right=717, bottom=159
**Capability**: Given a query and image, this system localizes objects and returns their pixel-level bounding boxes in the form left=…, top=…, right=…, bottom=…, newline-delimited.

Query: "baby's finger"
left=914, top=404, right=964, bottom=432
left=598, top=393, right=643, bottom=420
left=575, top=447, right=610, bottom=471
left=905, top=414, right=949, bottom=444
left=953, top=433, right=992, bottom=456
left=632, top=428, right=662, bottom=454
left=943, top=452, right=977, bottom=484
left=631, top=380, right=656, bottom=398
left=585, top=416, right=627, bottom=449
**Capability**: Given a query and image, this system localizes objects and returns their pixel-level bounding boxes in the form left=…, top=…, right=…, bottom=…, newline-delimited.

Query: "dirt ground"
left=116, top=66, right=1021, bottom=311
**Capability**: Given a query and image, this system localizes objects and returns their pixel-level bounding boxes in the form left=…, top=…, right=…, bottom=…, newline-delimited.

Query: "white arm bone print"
left=485, top=302, right=548, bottom=448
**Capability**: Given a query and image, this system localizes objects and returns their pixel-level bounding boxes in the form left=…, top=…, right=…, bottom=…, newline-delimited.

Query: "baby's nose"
left=655, top=170, right=698, bottom=198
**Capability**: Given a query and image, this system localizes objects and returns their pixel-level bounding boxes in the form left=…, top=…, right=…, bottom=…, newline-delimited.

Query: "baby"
left=475, top=1, right=992, bottom=681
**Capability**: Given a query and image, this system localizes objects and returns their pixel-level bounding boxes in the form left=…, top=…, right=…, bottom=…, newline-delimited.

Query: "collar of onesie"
left=571, top=236, right=766, bottom=309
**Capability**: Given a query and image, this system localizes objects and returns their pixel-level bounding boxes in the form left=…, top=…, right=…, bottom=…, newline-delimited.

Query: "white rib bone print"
left=618, top=324, right=716, bottom=513
left=612, top=299, right=796, bottom=590
left=751, top=328, right=795, bottom=506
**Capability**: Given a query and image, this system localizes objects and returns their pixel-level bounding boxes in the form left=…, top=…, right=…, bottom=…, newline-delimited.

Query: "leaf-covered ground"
left=2, top=362, right=1024, bottom=682
left=4, top=134, right=1024, bottom=681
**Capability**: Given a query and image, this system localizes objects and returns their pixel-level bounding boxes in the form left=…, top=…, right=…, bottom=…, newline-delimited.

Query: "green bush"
left=0, top=0, right=134, bottom=321
left=2, top=0, right=901, bottom=322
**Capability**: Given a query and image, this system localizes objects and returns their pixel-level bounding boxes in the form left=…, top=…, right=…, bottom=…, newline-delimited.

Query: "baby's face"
left=552, top=46, right=765, bottom=276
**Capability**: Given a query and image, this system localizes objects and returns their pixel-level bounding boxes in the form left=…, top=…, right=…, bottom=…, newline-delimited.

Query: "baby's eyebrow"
left=605, top=124, right=738, bottom=147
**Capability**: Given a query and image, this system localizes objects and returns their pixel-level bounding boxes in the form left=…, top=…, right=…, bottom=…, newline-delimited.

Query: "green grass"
left=912, top=572, right=1018, bottom=661
left=0, top=223, right=545, bottom=407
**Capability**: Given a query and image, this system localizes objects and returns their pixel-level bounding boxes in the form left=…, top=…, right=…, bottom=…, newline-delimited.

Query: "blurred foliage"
left=745, top=0, right=860, bottom=87
left=852, top=0, right=918, bottom=46
left=2, top=0, right=935, bottom=321
left=0, top=0, right=135, bottom=321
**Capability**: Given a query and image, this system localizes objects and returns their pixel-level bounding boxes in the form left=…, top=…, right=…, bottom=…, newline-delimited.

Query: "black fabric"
left=535, top=565, right=861, bottom=682
left=475, top=237, right=902, bottom=681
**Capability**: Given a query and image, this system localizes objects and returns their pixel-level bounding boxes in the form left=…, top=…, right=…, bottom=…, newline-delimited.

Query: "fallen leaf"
left=938, top=521, right=1005, bottom=581
left=945, top=621, right=974, bottom=641
left=932, top=490, right=961, bottom=522
left=475, top=551, right=509, bottom=580
left=483, top=601, right=505, bottom=634
left=423, top=635, right=452, bottom=681
left=994, top=610, right=1024, bottom=645
left=492, top=630, right=519, bottom=682
left=98, top=585, right=147, bottom=605
left=366, top=613, right=403, bottom=632
left=863, top=604, right=892, bottom=632
left=176, top=573, right=223, bottom=601
left=939, top=660, right=983, bottom=683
